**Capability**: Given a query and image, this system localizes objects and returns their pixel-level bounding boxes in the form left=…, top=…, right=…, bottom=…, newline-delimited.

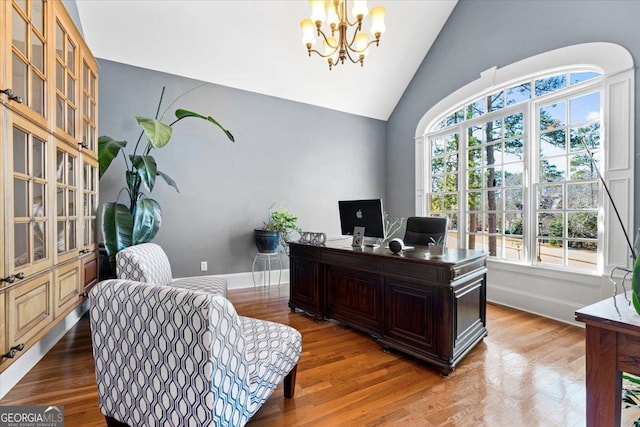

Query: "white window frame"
left=415, top=43, right=634, bottom=275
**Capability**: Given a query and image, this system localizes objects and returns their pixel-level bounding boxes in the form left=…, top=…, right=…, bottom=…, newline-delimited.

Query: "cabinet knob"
left=2, top=344, right=25, bottom=359
left=2, top=272, right=25, bottom=284
left=1, top=88, right=23, bottom=104
left=79, top=249, right=91, bottom=254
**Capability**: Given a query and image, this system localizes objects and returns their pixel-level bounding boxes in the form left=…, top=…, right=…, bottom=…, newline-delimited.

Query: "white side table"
left=252, top=252, right=282, bottom=289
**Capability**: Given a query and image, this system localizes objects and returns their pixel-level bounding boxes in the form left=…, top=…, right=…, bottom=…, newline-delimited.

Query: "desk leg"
left=585, top=325, right=621, bottom=427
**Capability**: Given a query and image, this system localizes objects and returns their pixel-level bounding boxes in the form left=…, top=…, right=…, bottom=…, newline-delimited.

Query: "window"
left=415, top=43, right=634, bottom=275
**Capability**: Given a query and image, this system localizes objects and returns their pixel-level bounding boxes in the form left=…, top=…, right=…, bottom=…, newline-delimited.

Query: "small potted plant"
left=255, top=204, right=301, bottom=254
left=428, top=236, right=445, bottom=257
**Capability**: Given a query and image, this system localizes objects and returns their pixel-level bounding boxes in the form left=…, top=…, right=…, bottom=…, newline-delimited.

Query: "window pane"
left=12, top=53, right=28, bottom=103
left=445, top=154, right=458, bottom=172
left=13, top=128, right=28, bottom=174
left=67, top=156, right=75, bottom=186
left=487, top=119, right=502, bottom=141
left=84, top=220, right=90, bottom=246
left=505, top=236, right=524, bottom=261
left=429, top=194, right=443, bottom=212
left=14, top=179, right=28, bottom=217
left=540, top=102, right=565, bottom=130
left=466, top=98, right=484, bottom=119
left=507, top=83, right=531, bottom=105
left=68, top=105, right=76, bottom=136
left=67, top=75, right=75, bottom=100
left=485, top=143, right=502, bottom=166
left=540, top=130, right=566, bottom=156
left=570, top=123, right=600, bottom=151
left=487, top=91, right=503, bottom=112
left=467, top=191, right=481, bottom=211
left=538, top=185, right=563, bottom=210
left=33, top=137, right=45, bottom=179
left=540, top=158, right=566, bottom=182
left=568, top=212, right=597, bottom=239
left=32, top=31, right=44, bottom=72
left=56, top=24, right=64, bottom=59
left=505, top=189, right=523, bottom=211
left=468, top=169, right=482, bottom=189
left=504, top=163, right=523, bottom=186
left=570, top=92, right=600, bottom=124
left=506, top=212, right=523, bottom=235
left=14, top=223, right=29, bottom=266
left=33, top=183, right=45, bottom=216
left=56, top=61, right=64, bottom=91
left=68, top=189, right=76, bottom=215
left=505, top=113, right=524, bottom=137
left=443, top=194, right=458, bottom=212
left=56, top=151, right=64, bottom=182
left=567, top=241, right=597, bottom=270
left=570, top=153, right=598, bottom=180
left=535, top=74, right=566, bottom=96
left=34, top=222, right=46, bottom=261
left=57, top=221, right=66, bottom=253
left=68, top=42, right=76, bottom=73
left=69, top=221, right=77, bottom=250
left=32, top=0, right=44, bottom=34
left=32, top=71, right=45, bottom=116
left=505, top=138, right=524, bottom=161
left=568, top=182, right=598, bottom=209
left=57, top=186, right=65, bottom=216
left=570, top=72, right=600, bottom=85
left=12, top=7, right=27, bottom=56
left=56, top=95, right=65, bottom=129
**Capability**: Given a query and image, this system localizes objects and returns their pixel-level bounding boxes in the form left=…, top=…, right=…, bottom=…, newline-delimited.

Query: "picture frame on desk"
left=352, top=226, right=365, bottom=247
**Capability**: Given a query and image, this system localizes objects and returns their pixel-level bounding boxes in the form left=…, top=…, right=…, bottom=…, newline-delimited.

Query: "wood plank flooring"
left=1, top=285, right=588, bottom=426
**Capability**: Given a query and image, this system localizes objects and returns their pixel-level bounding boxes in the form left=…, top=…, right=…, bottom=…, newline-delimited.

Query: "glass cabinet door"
left=8, top=112, right=53, bottom=277
left=80, top=159, right=98, bottom=253
left=4, top=0, right=49, bottom=127
left=55, top=142, right=79, bottom=263
left=81, top=59, right=98, bottom=154
left=53, top=13, right=78, bottom=140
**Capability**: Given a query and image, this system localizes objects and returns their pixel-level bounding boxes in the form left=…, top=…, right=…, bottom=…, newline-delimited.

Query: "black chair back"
left=403, top=217, right=449, bottom=246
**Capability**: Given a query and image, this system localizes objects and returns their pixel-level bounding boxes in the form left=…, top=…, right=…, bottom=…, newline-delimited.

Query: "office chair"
left=403, top=216, right=449, bottom=246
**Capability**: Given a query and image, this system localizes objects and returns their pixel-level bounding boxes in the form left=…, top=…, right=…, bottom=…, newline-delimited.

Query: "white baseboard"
left=0, top=301, right=89, bottom=400
left=178, top=269, right=290, bottom=290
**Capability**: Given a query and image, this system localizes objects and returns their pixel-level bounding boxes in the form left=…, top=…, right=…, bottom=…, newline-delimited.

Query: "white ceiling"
left=76, top=0, right=456, bottom=121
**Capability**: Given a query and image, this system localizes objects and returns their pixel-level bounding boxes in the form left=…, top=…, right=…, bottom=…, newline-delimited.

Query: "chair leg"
left=106, top=416, right=130, bottom=427
left=284, top=364, right=298, bottom=398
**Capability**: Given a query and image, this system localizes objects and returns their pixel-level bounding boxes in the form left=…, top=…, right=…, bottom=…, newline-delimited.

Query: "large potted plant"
left=98, top=85, right=234, bottom=268
left=255, top=205, right=301, bottom=254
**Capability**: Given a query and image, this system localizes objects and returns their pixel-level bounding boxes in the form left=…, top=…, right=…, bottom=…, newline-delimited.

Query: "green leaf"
left=132, top=198, right=161, bottom=245
left=98, top=136, right=127, bottom=178
left=136, top=114, right=173, bottom=148
left=130, top=155, right=158, bottom=193
left=174, top=109, right=235, bottom=142
left=101, top=202, right=134, bottom=265
left=157, top=170, right=179, bottom=193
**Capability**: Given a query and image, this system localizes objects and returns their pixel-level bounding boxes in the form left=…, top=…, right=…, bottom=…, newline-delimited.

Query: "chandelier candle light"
left=300, top=0, right=386, bottom=70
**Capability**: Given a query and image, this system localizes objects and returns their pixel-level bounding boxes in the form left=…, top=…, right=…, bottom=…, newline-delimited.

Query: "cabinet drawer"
left=7, top=271, right=54, bottom=347
left=54, top=261, right=81, bottom=317
left=82, top=253, right=98, bottom=290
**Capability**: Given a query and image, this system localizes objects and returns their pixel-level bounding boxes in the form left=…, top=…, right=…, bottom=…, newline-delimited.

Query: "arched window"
left=415, top=43, right=634, bottom=274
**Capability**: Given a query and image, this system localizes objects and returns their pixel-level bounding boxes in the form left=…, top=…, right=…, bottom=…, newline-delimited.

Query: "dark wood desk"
left=288, top=241, right=488, bottom=374
left=575, top=292, right=640, bottom=426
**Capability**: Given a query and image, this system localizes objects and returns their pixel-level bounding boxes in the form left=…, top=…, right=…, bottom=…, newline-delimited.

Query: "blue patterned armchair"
left=89, top=279, right=302, bottom=427
left=115, top=243, right=228, bottom=297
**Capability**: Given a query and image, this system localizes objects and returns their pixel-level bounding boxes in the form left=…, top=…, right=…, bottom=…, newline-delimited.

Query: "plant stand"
left=252, top=252, right=282, bottom=290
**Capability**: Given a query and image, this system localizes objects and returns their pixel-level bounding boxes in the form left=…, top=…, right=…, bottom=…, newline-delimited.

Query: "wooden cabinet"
left=0, top=0, right=97, bottom=370
left=7, top=271, right=54, bottom=351
left=53, top=260, right=80, bottom=317
left=288, top=242, right=488, bottom=374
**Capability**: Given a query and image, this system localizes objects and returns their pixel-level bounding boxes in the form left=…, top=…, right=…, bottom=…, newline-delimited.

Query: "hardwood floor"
left=0, top=285, right=587, bottom=426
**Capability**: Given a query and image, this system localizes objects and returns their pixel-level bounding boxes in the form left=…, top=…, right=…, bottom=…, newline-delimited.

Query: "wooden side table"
left=575, top=292, right=640, bottom=427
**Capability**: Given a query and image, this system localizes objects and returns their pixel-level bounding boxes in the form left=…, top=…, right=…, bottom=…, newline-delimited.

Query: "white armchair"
left=115, top=243, right=227, bottom=297
left=89, top=279, right=302, bottom=427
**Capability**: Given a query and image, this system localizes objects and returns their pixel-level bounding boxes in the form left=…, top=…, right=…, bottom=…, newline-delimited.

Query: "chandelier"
left=300, top=0, right=386, bottom=70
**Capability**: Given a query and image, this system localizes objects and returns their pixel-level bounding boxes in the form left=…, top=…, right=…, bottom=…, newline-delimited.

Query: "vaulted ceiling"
left=76, top=1, right=456, bottom=120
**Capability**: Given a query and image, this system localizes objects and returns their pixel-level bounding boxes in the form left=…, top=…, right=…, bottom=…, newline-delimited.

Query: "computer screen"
left=338, top=199, right=385, bottom=239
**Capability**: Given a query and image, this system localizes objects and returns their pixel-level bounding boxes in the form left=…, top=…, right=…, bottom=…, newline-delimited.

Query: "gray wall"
left=98, top=60, right=386, bottom=277
left=386, top=0, right=640, bottom=227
